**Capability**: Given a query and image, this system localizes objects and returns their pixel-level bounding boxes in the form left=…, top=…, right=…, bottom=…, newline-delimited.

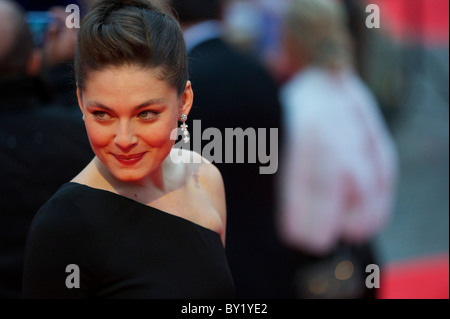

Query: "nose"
left=114, top=120, right=138, bottom=151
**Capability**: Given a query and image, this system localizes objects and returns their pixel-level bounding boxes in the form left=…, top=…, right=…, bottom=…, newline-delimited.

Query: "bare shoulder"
left=171, top=148, right=227, bottom=243
left=179, top=149, right=224, bottom=200
left=171, top=149, right=224, bottom=187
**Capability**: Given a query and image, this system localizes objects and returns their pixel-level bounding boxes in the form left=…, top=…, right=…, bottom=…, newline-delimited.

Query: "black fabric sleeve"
left=22, top=195, right=96, bottom=299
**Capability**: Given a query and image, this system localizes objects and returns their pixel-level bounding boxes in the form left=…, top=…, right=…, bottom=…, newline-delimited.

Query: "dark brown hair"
left=75, top=0, right=188, bottom=96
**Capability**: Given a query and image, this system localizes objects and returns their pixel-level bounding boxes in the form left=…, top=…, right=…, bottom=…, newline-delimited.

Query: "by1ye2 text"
left=181, top=303, right=268, bottom=316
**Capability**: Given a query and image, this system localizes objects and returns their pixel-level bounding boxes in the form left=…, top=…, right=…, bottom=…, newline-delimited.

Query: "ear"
left=178, top=81, right=194, bottom=119
left=76, top=86, right=84, bottom=115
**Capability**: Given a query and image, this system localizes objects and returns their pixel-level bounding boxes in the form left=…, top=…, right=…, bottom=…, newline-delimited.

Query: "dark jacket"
left=188, top=38, right=294, bottom=298
left=0, top=75, right=93, bottom=298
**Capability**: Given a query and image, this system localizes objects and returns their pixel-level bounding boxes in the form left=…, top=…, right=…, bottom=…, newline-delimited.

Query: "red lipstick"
left=112, top=152, right=146, bottom=166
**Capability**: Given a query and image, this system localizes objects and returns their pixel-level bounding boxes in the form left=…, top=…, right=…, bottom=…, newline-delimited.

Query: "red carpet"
left=369, top=0, right=449, bottom=45
left=378, top=253, right=449, bottom=299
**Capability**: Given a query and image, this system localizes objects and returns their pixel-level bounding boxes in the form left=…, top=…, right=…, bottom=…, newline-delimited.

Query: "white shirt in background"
left=278, top=66, right=398, bottom=256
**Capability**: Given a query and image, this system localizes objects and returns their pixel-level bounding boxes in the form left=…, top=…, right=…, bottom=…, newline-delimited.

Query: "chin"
left=109, top=168, right=149, bottom=184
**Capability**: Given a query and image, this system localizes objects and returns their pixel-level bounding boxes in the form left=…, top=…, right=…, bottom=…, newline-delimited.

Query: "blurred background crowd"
left=0, top=0, right=448, bottom=299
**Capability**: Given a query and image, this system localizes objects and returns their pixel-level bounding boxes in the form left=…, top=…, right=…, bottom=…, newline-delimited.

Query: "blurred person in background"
left=0, top=0, right=92, bottom=298
left=277, top=0, right=398, bottom=299
left=168, top=0, right=295, bottom=298
left=222, top=0, right=291, bottom=83
left=17, top=0, right=85, bottom=58
left=18, top=0, right=85, bottom=106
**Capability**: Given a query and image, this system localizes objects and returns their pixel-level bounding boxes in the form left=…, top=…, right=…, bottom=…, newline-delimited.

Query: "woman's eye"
left=138, top=111, right=158, bottom=120
left=93, top=111, right=112, bottom=120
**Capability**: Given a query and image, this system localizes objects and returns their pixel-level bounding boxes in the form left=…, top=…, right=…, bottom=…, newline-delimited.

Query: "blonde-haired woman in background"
left=278, top=0, right=398, bottom=299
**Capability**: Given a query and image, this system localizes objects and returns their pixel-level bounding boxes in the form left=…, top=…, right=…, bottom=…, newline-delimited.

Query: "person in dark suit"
left=169, top=0, right=295, bottom=298
left=0, top=0, right=93, bottom=298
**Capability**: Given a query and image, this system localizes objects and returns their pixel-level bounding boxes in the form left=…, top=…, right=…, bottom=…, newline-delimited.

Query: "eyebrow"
left=86, top=98, right=168, bottom=111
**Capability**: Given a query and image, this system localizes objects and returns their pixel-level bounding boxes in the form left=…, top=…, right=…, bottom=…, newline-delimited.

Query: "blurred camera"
left=26, top=11, right=55, bottom=47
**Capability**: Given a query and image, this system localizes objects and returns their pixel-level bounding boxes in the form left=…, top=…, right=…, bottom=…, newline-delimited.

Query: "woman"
left=22, top=0, right=235, bottom=299
left=277, top=0, right=398, bottom=299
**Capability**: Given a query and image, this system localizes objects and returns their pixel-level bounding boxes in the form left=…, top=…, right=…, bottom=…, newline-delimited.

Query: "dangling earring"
left=180, top=114, right=190, bottom=143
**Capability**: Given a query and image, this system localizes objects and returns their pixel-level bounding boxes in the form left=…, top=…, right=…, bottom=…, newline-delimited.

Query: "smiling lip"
left=112, top=152, right=146, bottom=165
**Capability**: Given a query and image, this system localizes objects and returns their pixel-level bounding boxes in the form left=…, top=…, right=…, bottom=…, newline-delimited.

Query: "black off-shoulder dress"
left=22, top=183, right=235, bottom=299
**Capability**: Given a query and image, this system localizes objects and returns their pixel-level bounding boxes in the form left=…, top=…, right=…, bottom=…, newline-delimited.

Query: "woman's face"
left=77, top=65, right=192, bottom=184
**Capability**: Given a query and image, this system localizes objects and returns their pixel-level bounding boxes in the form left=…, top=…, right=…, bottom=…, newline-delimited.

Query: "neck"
left=93, top=157, right=170, bottom=199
